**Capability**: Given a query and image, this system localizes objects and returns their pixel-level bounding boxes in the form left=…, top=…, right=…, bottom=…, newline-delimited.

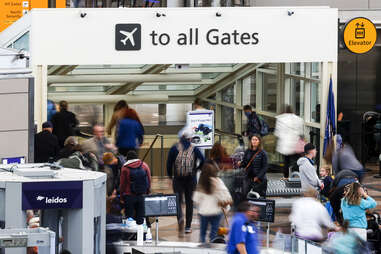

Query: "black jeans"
left=173, top=176, right=195, bottom=228
left=123, top=195, right=144, bottom=225
left=284, top=154, right=299, bottom=178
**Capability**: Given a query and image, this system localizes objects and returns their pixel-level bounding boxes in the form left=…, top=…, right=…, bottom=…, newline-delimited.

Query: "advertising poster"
left=187, top=110, right=214, bottom=148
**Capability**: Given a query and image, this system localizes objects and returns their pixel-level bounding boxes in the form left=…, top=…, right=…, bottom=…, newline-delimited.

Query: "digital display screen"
left=144, top=194, right=178, bottom=217
left=248, top=198, right=275, bottom=223
left=2, top=156, right=25, bottom=165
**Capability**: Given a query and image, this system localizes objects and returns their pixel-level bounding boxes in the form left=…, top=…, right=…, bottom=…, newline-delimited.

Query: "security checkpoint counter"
left=0, top=164, right=107, bottom=254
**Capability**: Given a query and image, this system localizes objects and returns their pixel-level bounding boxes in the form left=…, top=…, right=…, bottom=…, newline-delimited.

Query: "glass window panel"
left=242, top=75, right=256, bottom=107
left=311, top=62, right=321, bottom=79
left=129, top=104, right=159, bottom=126
left=166, top=104, right=191, bottom=125
left=70, top=104, right=104, bottom=132
left=287, top=63, right=305, bottom=76
left=291, top=79, right=305, bottom=117
left=310, top=82, right=321, bottom=123
left=8, top=32, right=29, bottom=51
left=222, top=84, right=235, bottom=104
left=262, top=73, right=277, bottom=113
left=221, top=106, right=235, bottom=133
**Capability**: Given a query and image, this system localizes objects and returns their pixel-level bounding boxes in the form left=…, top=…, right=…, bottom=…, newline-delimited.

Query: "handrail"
left=142, top=134, right=163, bottom=162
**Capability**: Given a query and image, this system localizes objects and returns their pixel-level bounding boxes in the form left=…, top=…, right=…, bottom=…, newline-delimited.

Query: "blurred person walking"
left=167, top=127, right=205, bottom=235
left=82, top=124, right=116, bottom=162
left=51, top=100, right=79, bottom=148
left=116, top=108, right=144, bottom=156
left=324, top=220, right=370, bottom=254
left=341, top=182, right=377, bottom=240
left=240, top=134, right=268, bottom=198
left=274, top=105, right=304, bottom=178
left=227, top=201, right=261, bottom=254
left=210, top=143, right=233, bottom=171
left=193, top=161, right=232, bottom=243
left=297, top=143, right=323, bottom=192
left=34, top=121, right=60, bottom=163
left=290, top=188, right=338, bottom=241
left=107, top=100, right=128, bottom=138
left=332, top=136, right=365, bottom=181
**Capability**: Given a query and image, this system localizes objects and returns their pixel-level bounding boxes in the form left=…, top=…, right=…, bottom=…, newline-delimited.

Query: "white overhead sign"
left=30, top=7, right=338, bottom=65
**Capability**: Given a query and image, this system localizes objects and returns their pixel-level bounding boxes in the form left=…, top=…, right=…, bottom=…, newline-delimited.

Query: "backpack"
left=258, top=116, right=269, bottom=136
left=128, top=162, right=149, bottom=195
left=175, top=143, right=195, bottom=177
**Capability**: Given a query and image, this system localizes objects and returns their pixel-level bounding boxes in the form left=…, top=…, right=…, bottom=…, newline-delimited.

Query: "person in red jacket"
left=120, top=150, right=151, bottom=225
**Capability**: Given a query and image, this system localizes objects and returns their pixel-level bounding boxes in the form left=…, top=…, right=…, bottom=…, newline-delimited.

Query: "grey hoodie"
left=297, top=157, right=321, bottom=192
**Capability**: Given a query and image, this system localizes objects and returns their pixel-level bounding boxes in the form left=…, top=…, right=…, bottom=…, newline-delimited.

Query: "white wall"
left=252, top=0, right=370, bottom=9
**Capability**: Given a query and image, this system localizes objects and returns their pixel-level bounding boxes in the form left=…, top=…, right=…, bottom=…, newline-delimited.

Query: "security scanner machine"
left=0, top=227, right=55, bottom=254
left=0, top=164, right=107, bottom=254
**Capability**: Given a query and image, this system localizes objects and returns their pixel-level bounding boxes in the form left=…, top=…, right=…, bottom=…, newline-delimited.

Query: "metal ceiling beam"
left=48, top=73, right=202, bottom=84
left=67, top=66, right=233, bottom=75
left=48, top=65, right=78, bottom=75
left=111, top=64, right=171, bottom=95
left=196, top=63, right=263, bottom=98
left=47, top=94, right=169, bottom=104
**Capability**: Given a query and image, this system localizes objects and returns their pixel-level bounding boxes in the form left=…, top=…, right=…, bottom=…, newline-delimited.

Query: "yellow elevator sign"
left=343, top=17, right=377, bottom=54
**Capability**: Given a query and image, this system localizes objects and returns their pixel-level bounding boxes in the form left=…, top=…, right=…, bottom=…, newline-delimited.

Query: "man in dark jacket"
left=120, top=150, right=151, bottom=225
left=167, top=127, right=205, bottom=235
left=34, top=121, right=60, bottom=163
left=51, top=101, right=79, bottom=148
left=243, top=105, right=262, bottom=137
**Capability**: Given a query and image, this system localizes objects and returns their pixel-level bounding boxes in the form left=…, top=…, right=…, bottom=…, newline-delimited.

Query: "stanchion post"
left=266, top=222, right=270, bottom=249
left=155, top=217, right=159, bottom=246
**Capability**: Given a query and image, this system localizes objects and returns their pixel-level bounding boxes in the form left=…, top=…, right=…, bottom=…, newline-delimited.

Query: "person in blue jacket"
left=341, top=182, right=377, bottom=241
left=116, top=108, right=144, bottom=157
left=227, top=201, right=261, bottom=254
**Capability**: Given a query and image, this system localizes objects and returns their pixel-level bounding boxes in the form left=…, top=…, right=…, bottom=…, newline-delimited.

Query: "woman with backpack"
left=341, top=182, right=377, bottom=240
left=240, top=134, right=268, bottom=198
left=193, top=161, right=232, bottom=243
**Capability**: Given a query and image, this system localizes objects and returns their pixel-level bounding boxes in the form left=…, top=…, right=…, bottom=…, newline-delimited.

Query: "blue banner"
left=22, top=181, right=83, bottom=210
left=323, top=77, right=336, bottom=155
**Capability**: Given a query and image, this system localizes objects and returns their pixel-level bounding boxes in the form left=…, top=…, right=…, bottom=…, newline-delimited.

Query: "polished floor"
left=149, top=164, right=381, bottom=246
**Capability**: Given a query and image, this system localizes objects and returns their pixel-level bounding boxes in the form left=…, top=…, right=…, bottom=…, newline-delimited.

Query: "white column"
left=235, top=79, right=242, bottom=134
left=33, top=65, right=48, bottom=132
left=166, top=0, right=183, bottom=7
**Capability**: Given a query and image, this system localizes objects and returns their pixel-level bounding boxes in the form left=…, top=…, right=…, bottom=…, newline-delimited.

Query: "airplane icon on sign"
left=120, top=28, right=138, bottom=46
left=36, top=196, right=45, bottom=201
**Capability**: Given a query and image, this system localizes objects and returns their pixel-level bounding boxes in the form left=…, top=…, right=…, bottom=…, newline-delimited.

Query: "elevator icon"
left=355, top=23, right=365, bottom=39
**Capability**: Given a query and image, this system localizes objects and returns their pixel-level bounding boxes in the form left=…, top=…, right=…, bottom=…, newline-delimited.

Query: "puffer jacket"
left=274, top=113, right=304, bottom=155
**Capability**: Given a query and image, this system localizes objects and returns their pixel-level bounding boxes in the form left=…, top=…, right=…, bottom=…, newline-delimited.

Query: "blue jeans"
left=199, top=213, right=222, bottom=243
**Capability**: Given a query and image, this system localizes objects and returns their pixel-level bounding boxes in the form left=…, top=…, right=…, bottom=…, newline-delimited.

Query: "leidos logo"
left=36, top=195, right=68, bottom=204
left=115, top=24, right=141, bottom=51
